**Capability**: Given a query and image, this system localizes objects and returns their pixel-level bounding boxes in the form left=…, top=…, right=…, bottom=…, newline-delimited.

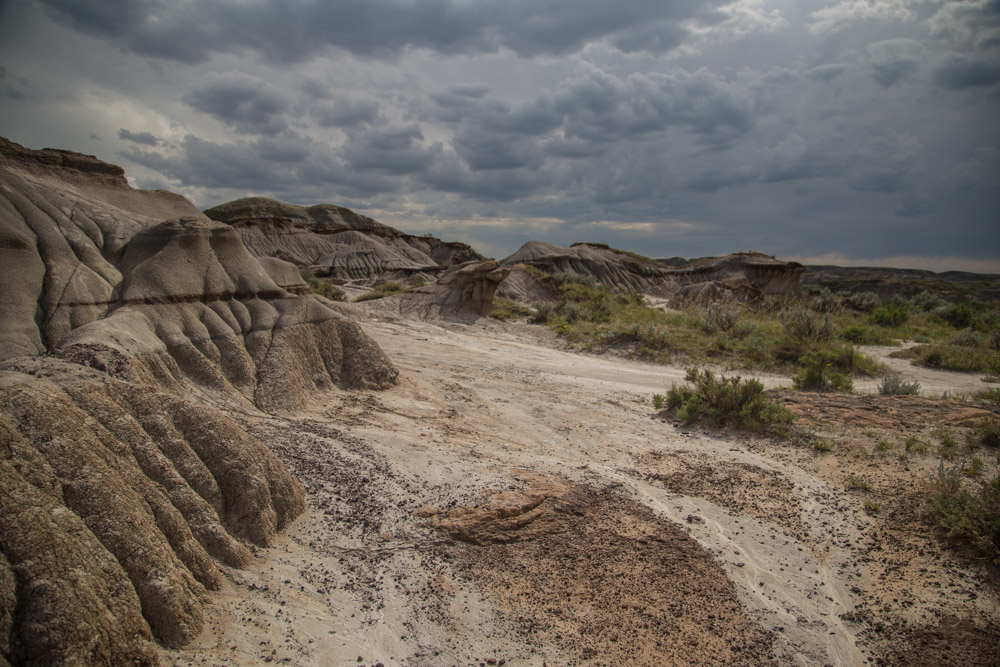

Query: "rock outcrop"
left=204, top=197, right=481, bottom=283
left=667, top=252, right=804, bottom=300
left=0, top=137, right=397, bottom=665
left=501, top=241, right=676, bottom=293
left=499, top=242, right=802, bottom=302
left=401, top=260, right=511, bottom=321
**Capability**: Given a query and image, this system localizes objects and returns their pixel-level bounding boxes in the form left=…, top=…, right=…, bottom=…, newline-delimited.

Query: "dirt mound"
left=204, top=197, right=480, bottom=282
left=421, top=477, right=776, bottom=665
left=0, top=359, right=305, bottom=663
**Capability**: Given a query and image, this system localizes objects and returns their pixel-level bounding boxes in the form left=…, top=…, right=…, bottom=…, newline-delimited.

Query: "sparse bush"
left=926, top=463, right=1000, bottom=563
left=299, top=269, right=346, bottom=301
left=939, top=302, right=977, bottom=329
left=490, top=298, right=535, bottom=321
left=950, top=330, right=985, bottom=348
left=793, top=349, right=855, bottom=392
left=699, top=302, right=741, bottom=333
left=652, top=394, right=665, bottom=411
left=664, top=368, right=793, bottom=433
left=912, top=291, right=947, bottom=313
left=732, top=319, right=759, bottom=340
left=870, top=306, right=908, bottom=327
left=809, top=288, right=842, bottom=314
left=878, top=374, right=921, bottom=396
left=971, top=419, right=1000, bottom=448
left=966, top=457, right=985, bottom=478
left=849, top=291, right=882, bottom=313
left=783, top=308, right=835, bottom=342
left=864, top=500, right=882, bottom=515
left=840, top=324, right=873, bottom=343
left=812, top=437, right=834, bottom=452
left=973, top=387, right=1000, bottom=408
left=847, top=475, right=873, bottom=491
left=530, top=302, right=555, bottom=324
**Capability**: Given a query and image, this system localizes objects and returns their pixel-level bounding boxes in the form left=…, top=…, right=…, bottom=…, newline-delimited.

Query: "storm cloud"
left=0, top=0, right=997, bottom=269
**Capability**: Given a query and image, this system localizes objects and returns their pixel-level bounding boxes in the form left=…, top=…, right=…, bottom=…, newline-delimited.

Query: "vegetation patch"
left=299, top=269, right=346, bottom=301
left=659, top=368, right=794, bottom=434
left=352, top=281, right=409, bottom=302
left=926, top=463, right=1000, bottom=564
left=878, top=374, right=921, bottom=396
left=490, top=298, right=535, bottom=321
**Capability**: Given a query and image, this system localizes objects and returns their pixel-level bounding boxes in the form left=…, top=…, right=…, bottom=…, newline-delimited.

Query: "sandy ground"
left=162, top=310, right=1000, bottom=666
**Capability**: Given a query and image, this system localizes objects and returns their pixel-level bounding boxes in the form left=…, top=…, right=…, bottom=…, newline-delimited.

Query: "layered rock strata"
left=0, top=137, right=396, bottom=665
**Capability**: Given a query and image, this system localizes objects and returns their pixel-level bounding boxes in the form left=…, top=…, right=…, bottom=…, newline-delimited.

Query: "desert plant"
left=878, top=374, right=920, bottom=396
left=783, top=308, right=835, bottom=342
left=926, top=462, right=1000, bottom=563
left=699, top=302, right=741, bottom=333
left=530, top=302, right=555, bottom=324
left=809, top=288, right=842, bottom=314
left=849, top=291, right=882, bottom=313
left=652, top=394, right=665, bottom=411
left=490, top=298, right=535, bottom=321
left=793, top=349, right=854, bottom=392
left=299, top=269, right=346, bottom=301
left=664, top=368, right=794, bottom=433
left=870, top=305, right=908, bottom=327
left=970, top=419, right=1000, bottom=448
left=965, top=456, right=985, bottom=478
left=864, top=500, right=882, bottom=515
left=847, top=475, right=873, bottom=491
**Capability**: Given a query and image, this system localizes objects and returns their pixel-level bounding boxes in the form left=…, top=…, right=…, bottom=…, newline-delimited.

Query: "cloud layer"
left=1, top=0, right=997, bottom=269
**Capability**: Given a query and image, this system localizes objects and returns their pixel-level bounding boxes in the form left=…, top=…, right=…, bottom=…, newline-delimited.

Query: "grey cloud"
left=183, top=72, right=289, bottom=135
left=871, top=58, right=918, bottom=87
left=806, top=63, right=849, bottom=82
left=38, top=0, right=731, bottom=64
left=555, top=69, right=754, bottom=144
left=339, top=124, right=439, bottom=175
left=760, top=133, right=840, bottom=183
left=934, top=55, right=1000, bottom=90
left=117, top=128, right=160, bottom=146
left=868, top=38, right=921, bottom=87
left=312, top=98, right=381, bottom=128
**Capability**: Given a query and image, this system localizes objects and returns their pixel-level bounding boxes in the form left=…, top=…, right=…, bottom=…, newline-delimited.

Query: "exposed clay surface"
left=160, top=310, right=1000, bottom=666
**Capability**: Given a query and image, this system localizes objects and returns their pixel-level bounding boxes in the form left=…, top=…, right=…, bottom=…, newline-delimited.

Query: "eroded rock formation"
left=204, top=197, right=481, bottom=282
left=401, top=260, right=511, bottom=320
left=0, top=137, right=396, bottom=665
left=667, top=252, right=804, bottom=300
left=501, top=241, right=676, bottom=293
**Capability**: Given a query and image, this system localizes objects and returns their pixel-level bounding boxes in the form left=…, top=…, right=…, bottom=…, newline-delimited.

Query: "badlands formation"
left=1, top=137, right=998, bottom=666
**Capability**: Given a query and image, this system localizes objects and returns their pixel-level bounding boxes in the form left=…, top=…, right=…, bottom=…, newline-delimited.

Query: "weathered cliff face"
left=0, top=138, right=397, bottom=665
left=499, top=242, right=802, bottom=302
left=204, top=197, right=481, bottom=282
left=668, top=252, right=804, bottom=300
left=501, top=241, right=676, bottom=293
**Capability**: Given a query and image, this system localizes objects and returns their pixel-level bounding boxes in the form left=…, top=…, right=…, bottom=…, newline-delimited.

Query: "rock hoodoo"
left=0, top=137, right=397, bottom=665
left=401, top=260, right=512, bottom=320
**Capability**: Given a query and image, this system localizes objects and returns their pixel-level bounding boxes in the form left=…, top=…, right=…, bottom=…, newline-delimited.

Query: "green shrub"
left=490, top=298, right=535, bottom=321
left=840, top=324, right=873, bottom=343
left=971, top=419, right=1000, bottom=448
left=783, top=308, right=835, bottom=342
left=809, top=288, right=842, bottom=314
left=972, top=387, right=1000, bottom=408
left=849, top=291, right=882, bottom=313
left=870, top=306, right=908, bottom=327
left=664, top=368, right=794, bottom=433
left=698, top=302, right=741, bottom=333
left=939, top=302, right=977, bottom=329
left=299, top=269, right=346, bottom=301
left=878, top=374, right=921, bottom=396
left=908, top=343, right=1000, bottom=373
left=530, top=302, right=555, bottom=324
left=926, top=463, right=1000, bottom=563
left=793, top=349, right=855, bottom=392
left=652, top=394, right=665, bottom=410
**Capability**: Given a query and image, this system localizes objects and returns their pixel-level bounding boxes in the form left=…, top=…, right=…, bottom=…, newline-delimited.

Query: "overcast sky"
left=1, top=0, right=998, bottom=270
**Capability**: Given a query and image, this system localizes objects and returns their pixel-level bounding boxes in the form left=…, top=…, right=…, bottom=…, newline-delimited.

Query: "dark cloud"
left=934, top=55, right=1000, bottom=90
left=183, top=72, right=289, bottom=135
left=871, top=58, right=918, bottom=87
left=868, top=39, right=921, bottom=88
left=312, top=98, right=381, bottom=128
left=37, top=0, right=730, bottom=64
left=338, top=124, right=439, bottom=175
left=118, top=128, right=160, bottom=146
